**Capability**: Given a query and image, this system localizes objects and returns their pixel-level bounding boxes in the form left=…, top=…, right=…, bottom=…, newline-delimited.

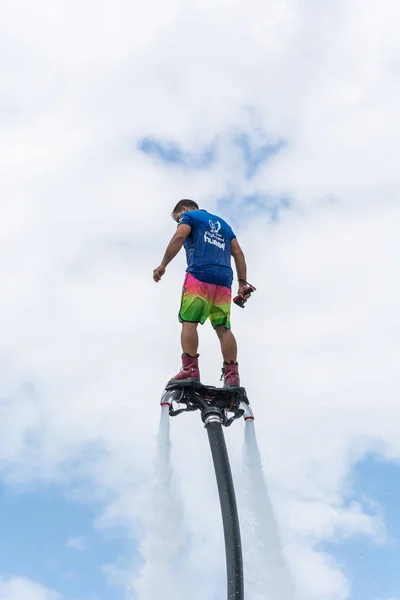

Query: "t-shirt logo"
left=209, top=220, right=221, bottom=234
left=205, top=220, right=225, bottom=250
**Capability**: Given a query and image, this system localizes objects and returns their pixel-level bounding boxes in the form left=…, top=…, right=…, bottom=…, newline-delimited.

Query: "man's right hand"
left=153, top=264, right=166, bottom=282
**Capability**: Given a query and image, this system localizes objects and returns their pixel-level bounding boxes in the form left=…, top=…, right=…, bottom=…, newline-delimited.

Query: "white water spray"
left=133, top=407, right=187, bottom=600
left=242, top=421, right=295, bottom=600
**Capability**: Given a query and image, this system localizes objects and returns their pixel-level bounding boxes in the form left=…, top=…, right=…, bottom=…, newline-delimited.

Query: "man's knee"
left=215, top=324, right=231, bottom=338
left=182, top=321, right=199, bottom=330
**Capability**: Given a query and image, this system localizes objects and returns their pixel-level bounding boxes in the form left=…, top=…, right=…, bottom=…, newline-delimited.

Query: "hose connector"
left=201, top=405, right=223, bottom=427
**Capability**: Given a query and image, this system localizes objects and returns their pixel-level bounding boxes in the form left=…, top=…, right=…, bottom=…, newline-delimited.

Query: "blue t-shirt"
left=178, top=209, right=236, bottom=288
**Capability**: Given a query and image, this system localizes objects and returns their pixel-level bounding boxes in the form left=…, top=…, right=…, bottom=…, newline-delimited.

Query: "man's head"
left=171, top=199, right=199, bottom=223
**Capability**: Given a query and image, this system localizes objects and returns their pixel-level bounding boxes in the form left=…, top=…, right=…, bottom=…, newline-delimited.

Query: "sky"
left=0, top=0, right=400, bottom=598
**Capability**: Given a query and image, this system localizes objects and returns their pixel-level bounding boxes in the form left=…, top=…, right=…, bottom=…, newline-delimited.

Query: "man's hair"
left=171, top=199, right=199, bottom=215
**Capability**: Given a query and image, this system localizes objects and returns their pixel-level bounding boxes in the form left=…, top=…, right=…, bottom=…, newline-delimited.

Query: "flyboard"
left=161, top=380, right=254, bottom=427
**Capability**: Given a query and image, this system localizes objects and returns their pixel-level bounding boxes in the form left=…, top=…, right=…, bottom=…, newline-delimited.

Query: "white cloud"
left=0, top=578, right=58, bottom=600
left=0, top=0, right=399, bottom=598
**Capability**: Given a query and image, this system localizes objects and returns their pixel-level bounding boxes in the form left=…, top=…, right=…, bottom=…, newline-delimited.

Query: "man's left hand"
left=153, top=264, right=166, bottom=282
left=238, top=281, right=248, bottom=298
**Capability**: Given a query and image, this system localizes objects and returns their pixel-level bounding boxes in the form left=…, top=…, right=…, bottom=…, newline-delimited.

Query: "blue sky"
left=324, top=456, right=400, bottom=600
left=137, top=132, right=286, bottom=179
left=137, top=136, right=216, bottom=169
left=0, top=485, right=131, bottom=599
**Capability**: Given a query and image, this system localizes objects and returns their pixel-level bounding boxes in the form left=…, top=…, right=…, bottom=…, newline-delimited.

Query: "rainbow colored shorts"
left=179, top=273, right=232, bottom=329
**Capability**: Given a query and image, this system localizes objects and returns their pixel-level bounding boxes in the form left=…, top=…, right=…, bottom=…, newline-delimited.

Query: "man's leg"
left=169, top=272, right=205, bottom=382
left=214, top=325, right=240, bottom=388
left=181, top=321, right=199, bottom=357
left=210, top=285, right=240, bottom=387
left=169, top=321, right=201, bottom=382
left=214, top=325, right=238, bottom=363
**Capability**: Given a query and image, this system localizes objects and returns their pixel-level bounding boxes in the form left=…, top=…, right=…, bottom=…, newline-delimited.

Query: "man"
left=153, top=199, right=249, bottom=388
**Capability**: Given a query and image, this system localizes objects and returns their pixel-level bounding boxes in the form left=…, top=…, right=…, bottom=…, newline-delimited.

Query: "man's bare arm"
left=161, top=224, right=191, bottom=266
left=153, top=224, right=191, bottom=282
left=231, top=238, right=247, bottom=283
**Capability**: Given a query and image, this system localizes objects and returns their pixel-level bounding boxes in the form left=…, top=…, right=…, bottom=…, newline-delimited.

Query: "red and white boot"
left=221, top=361, right=240, bottom=388
left=169, top=353, right=200, bottom=384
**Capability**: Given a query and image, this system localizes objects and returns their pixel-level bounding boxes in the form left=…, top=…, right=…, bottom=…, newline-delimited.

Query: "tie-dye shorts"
left=179, top=273, right=232, bottom=329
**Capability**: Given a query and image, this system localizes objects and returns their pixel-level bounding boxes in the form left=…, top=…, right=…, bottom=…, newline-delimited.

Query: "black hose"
left=206, top=420, right=244, bottom=599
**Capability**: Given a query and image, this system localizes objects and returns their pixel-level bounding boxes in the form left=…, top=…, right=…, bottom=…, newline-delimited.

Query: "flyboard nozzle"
left=160, top=390, right=173, bottom=407
left=241, top=402, right=254, bottom=421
